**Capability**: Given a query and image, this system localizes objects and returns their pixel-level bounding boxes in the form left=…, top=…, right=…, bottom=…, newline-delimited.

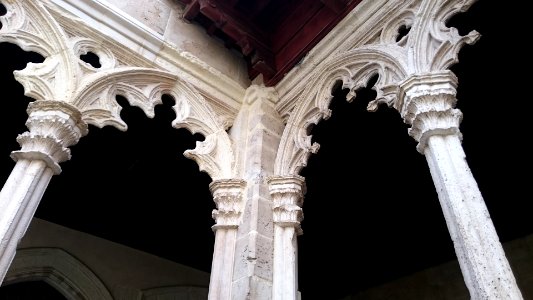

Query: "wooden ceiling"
left=178, top=0, right=362, bottom=86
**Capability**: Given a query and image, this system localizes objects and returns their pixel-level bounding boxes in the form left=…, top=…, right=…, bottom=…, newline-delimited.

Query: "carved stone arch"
left=73, top=67, right=234, bottom=180
left=407, top=0, right=480, bottom=73
left=274, top=46, right=408, bottom=176
left=0, top=0, right=79, bottom=102
left=3, top=247, right=113, bottom=300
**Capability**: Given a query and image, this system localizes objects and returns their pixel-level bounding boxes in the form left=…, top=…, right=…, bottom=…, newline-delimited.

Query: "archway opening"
left=33, top=93, right=216, bottom=274
left=297, top=76, right=455, bottom=299
left=0, top=41, right=215, bottom=280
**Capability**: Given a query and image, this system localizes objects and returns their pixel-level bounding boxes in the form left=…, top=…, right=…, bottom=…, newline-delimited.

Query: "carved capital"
left=399, top=71, right=462, bottom=153
left=209, top=179, right=247, bottom=230
left=11, top=101, right=88, bottom=174
left=268, top=175, right=306, bottom=235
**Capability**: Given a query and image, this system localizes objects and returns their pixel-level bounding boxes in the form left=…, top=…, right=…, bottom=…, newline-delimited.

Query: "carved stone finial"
left=399, top=71, right=462, bottom=153
left=209, top=179, right=247, bottom=230
left=267, top=175, right=306, bottom=235
left=10, top=101, right=89, bottom=174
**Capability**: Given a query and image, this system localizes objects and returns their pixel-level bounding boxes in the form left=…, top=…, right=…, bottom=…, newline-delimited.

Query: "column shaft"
left=425, top=134, right=522, bottom=299
left=0, top=100, right=87, bottom=284
left=0, top=159, right=53, bottom=281
left=209, top=228, right=238, bottom=300
left=273, top=226, right=297, bottom=300
left=399, top=72, right=523, bottom=299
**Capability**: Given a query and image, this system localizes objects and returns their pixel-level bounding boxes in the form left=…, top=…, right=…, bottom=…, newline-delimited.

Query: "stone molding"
left=274, top=0, right=479, bottom=176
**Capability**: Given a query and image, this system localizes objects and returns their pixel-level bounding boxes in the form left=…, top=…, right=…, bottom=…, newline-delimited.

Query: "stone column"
left=268, top=175, right=305, bottom=300
left=208, top=179, right=246, bottom=300
left=399, top=71, right=523, bottom=299
left=0, top=100, right=88, bottom=282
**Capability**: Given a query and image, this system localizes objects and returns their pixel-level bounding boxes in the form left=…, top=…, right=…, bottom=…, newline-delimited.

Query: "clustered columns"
left=0, top=100, right=88, bottom=282
left=267, top=175, right=305, bottom=300
left=208, top=179, right=247, bottom=300
left=399, top=71, right=523, bottom=299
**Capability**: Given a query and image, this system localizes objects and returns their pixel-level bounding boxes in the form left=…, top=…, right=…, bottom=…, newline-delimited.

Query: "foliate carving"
left=399, top=71, right=462, bottom=152
left=209, top=179, right=247, bottom=230
left=268, top=176, right=306, bottom=235
left=11, top=101, right=88, bottom=174
left=172, top=83, right=235, bottom=180
left=1, top=0, right=77, bottom=102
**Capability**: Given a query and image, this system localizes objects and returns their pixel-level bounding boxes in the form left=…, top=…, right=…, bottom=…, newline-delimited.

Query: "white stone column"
left=0, top=100, right=88, bottom=282
left=399, top=71, right=523, bottom=299
left=208, top=179, right=246, bottom=300
left=267, top=175, right=305, bottom=300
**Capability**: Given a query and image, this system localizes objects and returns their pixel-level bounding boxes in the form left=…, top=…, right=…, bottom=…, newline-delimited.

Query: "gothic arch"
left=72, top=67, right=234, bottom=180
left=3, top=247, right=113, bottom=300
left=274, top=46, right=408, bottom=176
left=273, top=0, right=480, bottom=177
left=0, top=0, right=235, bottom=180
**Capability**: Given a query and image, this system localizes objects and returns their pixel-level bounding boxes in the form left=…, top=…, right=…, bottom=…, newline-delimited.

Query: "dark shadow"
left=79, top=52, right=101, bottom=68
left=0, top=42, right=45, bottom=184
left=0, top=281, right=66, bottom=300
left=396, top=24, right=411, bottom=42
left=34, top=94, right=215, bottom=273
left=297, top=76, right=454, bottom=299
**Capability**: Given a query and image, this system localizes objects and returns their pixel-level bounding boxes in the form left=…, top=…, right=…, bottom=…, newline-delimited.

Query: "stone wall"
left=8, top=218, right=210, bottom=299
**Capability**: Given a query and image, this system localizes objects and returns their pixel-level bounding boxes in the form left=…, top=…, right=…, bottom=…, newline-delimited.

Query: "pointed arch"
left=274, top=46, right=408, bottom=176
left=3, top=247, right=113, bottom=300
left=73, top=67, right=234, bottom=180
left=273, top=0, right=483, bottom=177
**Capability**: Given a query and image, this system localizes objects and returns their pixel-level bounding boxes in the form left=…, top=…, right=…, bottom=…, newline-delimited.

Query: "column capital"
left=10, top=101, right=88, bottom=174
left=398, top=71, right=462, bottom=153
left=209, top=179, right=247, bottom=230
left=267, top=175, right=306, bottom=235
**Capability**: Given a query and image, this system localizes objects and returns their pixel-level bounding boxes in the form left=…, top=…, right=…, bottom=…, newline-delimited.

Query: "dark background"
left=0, top=0, right=531, bottom=299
